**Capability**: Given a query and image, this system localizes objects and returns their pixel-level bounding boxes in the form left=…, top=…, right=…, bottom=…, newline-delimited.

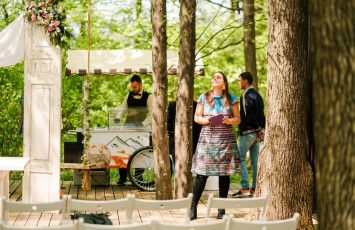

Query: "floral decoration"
left=25, top=0, right=74, bottom=48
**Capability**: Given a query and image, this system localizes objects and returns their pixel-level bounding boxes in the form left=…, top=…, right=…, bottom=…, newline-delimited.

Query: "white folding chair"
left=67, top=194, right=134, bottom=224
left=205, top=194, right=267, bottom=221
left=132, top=193, right=193, bottom=223
left=154, top=217, right=228, bottom=230
left=0, top=195, right=69, bottom=224
left=78, top=220, right=154, bottom=230
left=0, top=221, right=79, bottom=230
left=227, top=213, right=300, bottom=230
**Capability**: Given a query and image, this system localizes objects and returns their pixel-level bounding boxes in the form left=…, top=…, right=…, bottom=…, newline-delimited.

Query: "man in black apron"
left=114, top=75, right=152, bottom=185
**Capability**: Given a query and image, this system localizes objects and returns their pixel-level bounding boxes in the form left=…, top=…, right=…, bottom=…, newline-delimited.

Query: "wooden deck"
left=7, top=180, right=247, bottom=227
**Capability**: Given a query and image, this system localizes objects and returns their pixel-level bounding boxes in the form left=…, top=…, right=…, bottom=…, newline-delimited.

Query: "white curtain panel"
left=0, top=13, right=25, bottom=67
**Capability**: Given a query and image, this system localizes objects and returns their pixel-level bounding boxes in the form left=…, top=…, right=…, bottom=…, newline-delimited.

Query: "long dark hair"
left=205, top=71, right=232, bottom=109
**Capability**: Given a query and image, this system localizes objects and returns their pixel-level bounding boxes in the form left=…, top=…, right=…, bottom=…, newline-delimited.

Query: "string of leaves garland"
left=24, top=0, right=74, bottom=48
left=81, top=78, right=91, bottom=166
left=80, top=0, right=92, bottom=171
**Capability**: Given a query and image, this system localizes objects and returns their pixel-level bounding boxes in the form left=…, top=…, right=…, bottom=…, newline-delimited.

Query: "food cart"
left=63, top=49, right=204, bottom=191
left=65, top=107, right=156, bottom=191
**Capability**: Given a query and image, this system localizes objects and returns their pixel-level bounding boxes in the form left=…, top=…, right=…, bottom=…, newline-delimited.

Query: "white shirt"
left=115, top=90, right=153, bottom=126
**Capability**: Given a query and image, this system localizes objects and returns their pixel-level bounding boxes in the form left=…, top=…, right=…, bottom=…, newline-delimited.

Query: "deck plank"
left=127, top=185, right=147, bottom=223
left=77, top=184, right=96, bottom=200
left=94, top=185, right=106, bottom=201
left=49, top=213, right=67, bottom=226
left=68, top=182, right=80, bottom=199
left=38, top=213, right=53, bottom=227
left=12, top=213, right=29, bottom=226
left=10, top=180, right=23, bottom=201
left=112, top=184, right=125, bottom=199
left=94, top=185, right=122, bottom=224
left=112, top=184, right=131, bottom=224
left=104, top=184, right=115, bottom=200
left=7, top=212, right=20, bottom=225
left=9, top=180, right=21, bottom=199
left=61, top=181, right=71, bottom=198
left=9, top=180, right=245, bottom=225
left=25, top=213, right=41, bottom=227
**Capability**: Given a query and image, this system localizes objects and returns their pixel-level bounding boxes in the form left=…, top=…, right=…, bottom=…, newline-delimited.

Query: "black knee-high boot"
left=217, top=175, right=230, bottom=219
left=190, top=174, right=208, bottom=220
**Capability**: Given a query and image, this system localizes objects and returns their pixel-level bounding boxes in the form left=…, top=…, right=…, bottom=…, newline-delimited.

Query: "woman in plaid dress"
left=190, top=71, right=241, bottom=220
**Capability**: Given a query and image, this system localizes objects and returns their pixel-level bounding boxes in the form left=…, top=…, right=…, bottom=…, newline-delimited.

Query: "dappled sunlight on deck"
left=7, top=180, right=249, bottom=227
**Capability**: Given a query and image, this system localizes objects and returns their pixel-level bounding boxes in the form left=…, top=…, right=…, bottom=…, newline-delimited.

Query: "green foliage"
left=110, top=168, right=118, bottom=182
left=9, top=172, right=23, bottom=180
left=0, top=0, right=23, bottom=31
left=25, top=0, right=75, bottom=49
left=0, top=63, right=24, bottom=156
left=61, top=76, right=83, bottom=129
left=60, top=169, right=74, bottom=181
left=254, top=0, right=268, bottom=99
left=89, top=75, right=132, bottom=127
left=0, top=0, right=269, bottom=164
left=0, top=1, right=24, bottom=157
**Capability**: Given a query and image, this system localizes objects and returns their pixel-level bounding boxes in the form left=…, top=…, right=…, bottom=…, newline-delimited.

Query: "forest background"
left=0, top=0, right=267, bottom=166
left=2, top=1, right=353, bottom=229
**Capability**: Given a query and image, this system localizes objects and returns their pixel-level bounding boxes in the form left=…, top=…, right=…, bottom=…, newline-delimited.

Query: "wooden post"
left=81, top=169, right=91, bottom=190
left=60, top=163, right=96, bottom=191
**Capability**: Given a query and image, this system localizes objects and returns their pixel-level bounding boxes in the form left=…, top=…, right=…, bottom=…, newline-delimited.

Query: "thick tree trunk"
left=243, top=0, right=258, bottom=89
left=256, top=1, right=314, bottom=229
left=174, top=0, right=196, bottom=198
left=152, top=0, right=172, bottom=199
left=310, top=1, right=354, bottom=229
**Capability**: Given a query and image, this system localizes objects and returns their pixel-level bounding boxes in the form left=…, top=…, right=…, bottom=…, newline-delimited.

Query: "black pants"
left=118, top=168, right=127, bottom=182
left=192, top=174, right=230, bottom=206
left=119, top=168, right=144, bottom=183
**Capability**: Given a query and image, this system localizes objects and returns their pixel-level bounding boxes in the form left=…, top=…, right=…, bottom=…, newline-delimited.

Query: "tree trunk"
left=174, top=0, right=196, bottom=198
left=310, top=1, right=355, bottom=229
left=230, top=0, right=241, bottom=18
left=256, top=1, right=314, bottom=229
left=243, top=0, right=258, bottom=89
left=136, top=0, right=142, bottom=18
left=152, top=0, right=172, bottom=199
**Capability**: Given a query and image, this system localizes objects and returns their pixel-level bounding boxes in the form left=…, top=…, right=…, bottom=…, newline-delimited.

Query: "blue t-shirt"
left=197, top=92, right=238, bottom=116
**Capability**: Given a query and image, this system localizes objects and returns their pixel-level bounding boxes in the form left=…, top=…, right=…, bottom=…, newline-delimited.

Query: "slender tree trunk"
left=79, top=1, right=88, bottom=46
left=135, top=0, right=142, bottom=45
left=255, top=1, right=313, bottom=229
left=310, top=1, right=355, bottom=229
left=230, top=0, right=240, bottom=18
left=174, top=0, right=196, bottom=198
left=136, top=0, right=142, bottom=18
left=152, top=0, right=172, bottom=199
left=243, top=0, right=258, bottom=89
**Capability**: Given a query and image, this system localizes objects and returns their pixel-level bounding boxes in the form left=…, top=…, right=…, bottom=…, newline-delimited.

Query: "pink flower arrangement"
left=25, top=0, right=73, bottom=48
left=47, top=21, right=60, bottom=32
left=31, top=14, right=36, bottom=21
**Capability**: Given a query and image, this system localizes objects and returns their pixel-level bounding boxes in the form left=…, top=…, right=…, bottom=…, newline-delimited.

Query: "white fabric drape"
left=0, top=13, right=25, bottom=67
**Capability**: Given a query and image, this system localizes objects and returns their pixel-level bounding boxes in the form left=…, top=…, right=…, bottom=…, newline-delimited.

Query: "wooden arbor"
left=22, top=22, right=61, bottom=202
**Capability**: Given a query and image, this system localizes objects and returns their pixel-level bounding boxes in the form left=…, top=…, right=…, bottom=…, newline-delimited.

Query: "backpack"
left=71, top=213, right=113, bottom=225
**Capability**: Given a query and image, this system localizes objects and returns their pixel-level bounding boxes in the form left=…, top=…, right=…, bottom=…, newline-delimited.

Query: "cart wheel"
left=127, top=146, right=155, bottom=191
